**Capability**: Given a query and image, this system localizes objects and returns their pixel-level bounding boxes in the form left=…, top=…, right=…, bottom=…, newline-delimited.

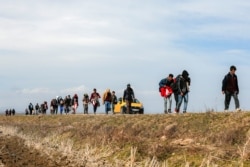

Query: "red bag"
left=160, top=86, right=173, bottom=97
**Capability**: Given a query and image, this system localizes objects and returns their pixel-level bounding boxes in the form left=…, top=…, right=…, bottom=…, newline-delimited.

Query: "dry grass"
left=1, top=112, right=250, bottom=166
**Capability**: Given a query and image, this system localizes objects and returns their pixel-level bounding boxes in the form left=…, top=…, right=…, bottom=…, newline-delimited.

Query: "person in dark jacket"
left=123, top=84, right=135, bottom=114
left=174, top=70, right=190, bottom=113
left=222, top=65, right=240, bottom=112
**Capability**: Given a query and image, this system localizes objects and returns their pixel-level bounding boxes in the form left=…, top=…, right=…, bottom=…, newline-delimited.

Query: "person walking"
left=102, top=89, right=112, bottom=114
left=90, top=88, right=101, bottom=114
left=159, top=74, right=174, bottom=114
left=123, top=84, right=135, bottom=114
left=174, top=70, right=190, bottom=113
left=82, top=93, right=90, bottom=114
left=72, top=94, right=79, bottom=114
left=222, top=65, right=240, bottom=112
left=111, top=91, right=118, bottom=114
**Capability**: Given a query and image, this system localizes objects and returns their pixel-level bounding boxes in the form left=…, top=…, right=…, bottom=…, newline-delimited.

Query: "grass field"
left=0, top=111, right=250, bottom=166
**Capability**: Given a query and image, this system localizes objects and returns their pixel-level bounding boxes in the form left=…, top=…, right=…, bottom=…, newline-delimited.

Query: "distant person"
left=28, top=103, right=34, bottom=115
left=5, top=109, right=9, bottom=116
left=102, top=89, right=112, bottom=114
left=72, top=94, right=79, bottom=114
left=111, top=91, right=118, bottom=114
left=64, top=95, right=71, bottom=114
left=82, top=93, right=90, bottom=114
left=57, top=96, right=64, bottom=114
left=11, top=109, right=15, bottom=115
left=90, top=88, right=101, bottom=114
left=35, top=103, right=40, bottom=114
left=222, top=65, right=240, bottom=112
left=123, top=84, right=135, bottom=114
left=173, top=70, right=190, bottom=113
left=159, top=74, right=174, bottom=114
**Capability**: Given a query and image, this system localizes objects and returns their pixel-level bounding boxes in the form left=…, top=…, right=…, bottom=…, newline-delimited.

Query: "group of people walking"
left=159, top=65, right=241, bottom=114
left=159, top=70, right=190, bottom=114
left=25, top=88, right=119, bottom=115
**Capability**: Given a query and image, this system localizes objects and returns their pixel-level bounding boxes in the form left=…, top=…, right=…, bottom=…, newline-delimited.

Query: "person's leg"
left=126, top=100, right=131, bottom=114
left=224, top=92, right=231, bottom=111
left=176, top=94, right=183, bottom=113
left=183, top=93, right=189, bottom=113
left=168, top=95, right=172, bottom=113
left=164, top=97, right=168, bottom=114
left=105, top=101, right=108, bottom=114
left=232, top=93, right=240, bottom=110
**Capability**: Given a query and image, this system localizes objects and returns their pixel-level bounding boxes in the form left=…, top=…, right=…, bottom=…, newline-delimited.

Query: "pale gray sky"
left=1, top=0, right=250, bottom=113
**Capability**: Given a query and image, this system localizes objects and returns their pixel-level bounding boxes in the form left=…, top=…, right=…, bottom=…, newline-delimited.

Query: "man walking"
left=174, top=70, right=190, bottom=113
left=123, top=84, right=135, bottom=114
left=222, top=65, right=240, bottom=112
left=159, top=74, right=174, bottom=113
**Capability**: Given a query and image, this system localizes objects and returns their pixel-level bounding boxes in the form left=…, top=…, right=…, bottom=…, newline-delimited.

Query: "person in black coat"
left=222, top=65, right=240, bottom=112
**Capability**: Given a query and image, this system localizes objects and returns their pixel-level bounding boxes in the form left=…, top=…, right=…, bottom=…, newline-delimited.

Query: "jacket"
left=222, top=73, right=239, bottom=93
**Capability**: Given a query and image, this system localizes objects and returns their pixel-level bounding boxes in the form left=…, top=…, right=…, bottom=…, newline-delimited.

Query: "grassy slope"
left=1, top=112, right=250, bottom=166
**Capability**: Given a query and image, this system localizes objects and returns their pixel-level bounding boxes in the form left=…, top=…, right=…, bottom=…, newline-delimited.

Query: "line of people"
left=26, top=88, right=118, bottom=115
left=5, top=109, right=16, bottom=116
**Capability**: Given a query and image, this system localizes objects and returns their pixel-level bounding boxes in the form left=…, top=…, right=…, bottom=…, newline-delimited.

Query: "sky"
left=1, top=0, right=250, bottom=114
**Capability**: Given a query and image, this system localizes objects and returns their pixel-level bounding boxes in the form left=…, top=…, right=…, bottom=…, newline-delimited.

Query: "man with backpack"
left=123, top=84, right=135, bottom=114
left=173, top=70, right=191, bottom=113
left=159, top=74, right=174, bottom=114
left=222, top=65, right=240, bottom=112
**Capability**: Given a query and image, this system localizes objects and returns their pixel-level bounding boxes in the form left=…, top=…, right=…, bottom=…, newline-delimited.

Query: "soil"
left=0, top=133, right=71, bottom=167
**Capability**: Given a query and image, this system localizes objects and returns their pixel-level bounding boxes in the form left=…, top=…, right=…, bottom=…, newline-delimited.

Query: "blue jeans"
left=164, top=95, right=172, bottom=113
left=104, top=101, right=111, bottom=114
left=176, top=93, right=189, bottom=112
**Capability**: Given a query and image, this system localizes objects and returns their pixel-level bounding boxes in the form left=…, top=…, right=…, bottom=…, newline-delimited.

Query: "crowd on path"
left=24, top=88, right=119, bottom=115
left=159, top=65, right=241, bottom=114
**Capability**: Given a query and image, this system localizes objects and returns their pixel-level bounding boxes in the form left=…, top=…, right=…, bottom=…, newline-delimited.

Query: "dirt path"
left=0, top=133, right=70, bottom=167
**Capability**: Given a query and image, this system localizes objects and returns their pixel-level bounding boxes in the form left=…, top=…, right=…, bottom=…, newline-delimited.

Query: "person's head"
left=112, top=91, right=115, bottom=94
left=230, top=65, right=237, bottom=74
left=93, top=88, right=96, bottom=92
left=127, top=84, right=131, bottom=88
left=168, top=74, right=174, bottom=80
left=182, top=70, right=189, bottom=80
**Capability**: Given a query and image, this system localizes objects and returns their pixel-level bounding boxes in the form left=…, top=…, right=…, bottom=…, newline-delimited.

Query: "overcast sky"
left=1, top=0, right=250, bottom=114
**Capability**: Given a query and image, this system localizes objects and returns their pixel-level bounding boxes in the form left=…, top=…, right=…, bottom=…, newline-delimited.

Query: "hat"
left=127, top=84, right=131, bottom=87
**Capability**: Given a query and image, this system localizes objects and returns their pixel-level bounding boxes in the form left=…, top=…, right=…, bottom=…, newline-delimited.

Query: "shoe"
left=164, top=110, right=168, bottom=114
left=175, top=108, right=179, bottom=113
left=224, top=109, right=229, bottom=112
left=183, top=111, right=187, bottom=113
left=168, top=109, right=171, bottom=113
left=236, top=108, right=241, bottom=112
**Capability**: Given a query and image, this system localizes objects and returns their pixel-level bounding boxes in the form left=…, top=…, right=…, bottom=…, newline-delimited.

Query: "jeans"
left=224, top=91, right=240, bottom=110
left=176, top=93, right=189, bottom=112
left=164, top=95, right=172, bottom=113
left=104, top=101, right=111, bottom=114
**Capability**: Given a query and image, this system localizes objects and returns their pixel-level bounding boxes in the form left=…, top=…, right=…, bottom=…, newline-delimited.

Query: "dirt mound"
left=0, top=134, right=70, bottom=167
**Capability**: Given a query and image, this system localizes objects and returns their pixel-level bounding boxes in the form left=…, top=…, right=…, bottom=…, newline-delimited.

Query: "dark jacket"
left=123, top=87, right=134, bottom=101
left=222, top=72, right=239, bottom=93
left=176, top=75, right=190, bottom=95
left=159, top=78, right=174, bottom=87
